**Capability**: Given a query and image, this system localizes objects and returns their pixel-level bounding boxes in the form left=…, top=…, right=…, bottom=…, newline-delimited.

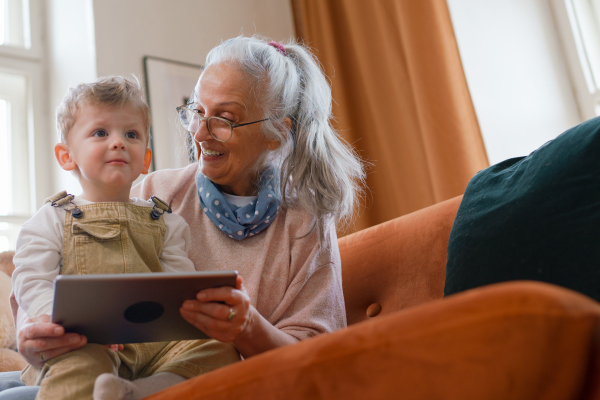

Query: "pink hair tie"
left=268, top=41, right=287, bottom=56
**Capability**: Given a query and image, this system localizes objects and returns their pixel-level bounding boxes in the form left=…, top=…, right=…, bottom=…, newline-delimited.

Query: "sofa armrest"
left=339, top=195, right=462, bottom=325
left=144, top=282, right=600, bottom=400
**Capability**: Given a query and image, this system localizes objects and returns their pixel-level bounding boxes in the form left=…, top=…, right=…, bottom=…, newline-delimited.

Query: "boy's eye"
left=125, top=131, right=138, bottom=139
left=93, top=130, right=107, bottom=137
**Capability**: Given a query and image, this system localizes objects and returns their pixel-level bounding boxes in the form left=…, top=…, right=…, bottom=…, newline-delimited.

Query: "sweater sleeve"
left=12, top=204, right=65, bottom=318
left=160, top=212, right=196, bottom=273
left=270, top=220, right=347, bottom=341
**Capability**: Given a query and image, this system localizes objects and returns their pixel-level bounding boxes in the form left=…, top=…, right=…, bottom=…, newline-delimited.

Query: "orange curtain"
left=291, top=0, right=489, bottom=233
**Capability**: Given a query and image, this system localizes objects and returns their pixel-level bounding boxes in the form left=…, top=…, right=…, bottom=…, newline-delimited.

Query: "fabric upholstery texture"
left=445, top=116, right=600, bottom=301
left=143, top=196, right=600, bottom=399
left=145, top=281, right=600, bottom=400
left=340, top=195, right=461, bottom=325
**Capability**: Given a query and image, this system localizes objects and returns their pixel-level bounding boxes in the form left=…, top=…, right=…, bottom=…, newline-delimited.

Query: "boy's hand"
left=105, top=344, right=124, bottom=352
left=18, top=314, right=87, bottom=369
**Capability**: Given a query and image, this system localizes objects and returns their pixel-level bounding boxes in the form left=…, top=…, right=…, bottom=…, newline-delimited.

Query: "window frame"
left=0, top=0, right=49, bottom=251
left=0, top=56, right=51, bottom=213
left=550, top=0, right=600, bottom=120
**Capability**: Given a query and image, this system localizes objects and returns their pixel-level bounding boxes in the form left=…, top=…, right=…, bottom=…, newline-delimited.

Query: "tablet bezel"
left=51, top=271, right=238, bottom=344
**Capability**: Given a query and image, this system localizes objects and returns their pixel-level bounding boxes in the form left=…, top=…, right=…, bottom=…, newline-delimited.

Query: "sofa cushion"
left=339, top=196, right=461, bottom=325
left=445, top=116, right=600, bottom=301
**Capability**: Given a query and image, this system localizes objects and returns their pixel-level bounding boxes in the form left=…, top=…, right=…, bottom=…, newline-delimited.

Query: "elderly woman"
left=0, top=36, right=364, bottom=400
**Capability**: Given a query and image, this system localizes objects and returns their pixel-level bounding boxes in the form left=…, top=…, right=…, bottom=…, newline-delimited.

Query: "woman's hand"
left=180, top=275, right=251, bottom=343
left=180, top=275, right=298, bottom=358
left=17, top=314, right=87, bottom=369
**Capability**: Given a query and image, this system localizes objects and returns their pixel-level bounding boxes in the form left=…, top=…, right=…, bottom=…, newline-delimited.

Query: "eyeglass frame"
left=176, top=105, right=272, bottom=143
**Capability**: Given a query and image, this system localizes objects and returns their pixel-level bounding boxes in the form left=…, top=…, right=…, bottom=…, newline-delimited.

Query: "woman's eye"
left=93, top=130, right=107, bottom=137
left=125, top=131, right=138, bottom=139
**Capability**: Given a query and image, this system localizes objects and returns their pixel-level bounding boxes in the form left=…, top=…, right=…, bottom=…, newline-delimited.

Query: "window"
left=0, top=63, right=31, bottom=254
left=1, top=0, right=31, bottom=49
left=0, top=98, right=20, bottom=252
left=0, top=0, right=45, bottom=252
left=0, top=71, right=29, bottom=217
left=551, top=0, right=600, bottom=119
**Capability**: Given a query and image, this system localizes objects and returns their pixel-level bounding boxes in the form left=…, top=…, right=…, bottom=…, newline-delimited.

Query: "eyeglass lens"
left=178, top=108, right=232, bottom=141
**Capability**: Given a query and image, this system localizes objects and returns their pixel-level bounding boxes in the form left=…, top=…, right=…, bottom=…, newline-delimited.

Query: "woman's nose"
left=193, top=119, right=211, bottom=143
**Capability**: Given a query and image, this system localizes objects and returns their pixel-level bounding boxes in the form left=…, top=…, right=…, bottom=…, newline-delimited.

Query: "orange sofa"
left=147, top=196, right=600, bottom=400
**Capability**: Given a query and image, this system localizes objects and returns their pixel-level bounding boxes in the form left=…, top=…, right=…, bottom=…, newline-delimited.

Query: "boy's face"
left=54, top=103, right=152, bottom=202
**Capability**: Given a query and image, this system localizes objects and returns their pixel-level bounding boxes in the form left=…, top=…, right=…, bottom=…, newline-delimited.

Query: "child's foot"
left=93, top=373, right=136, bottom=400
left=93, top=372, right=186, bottom=400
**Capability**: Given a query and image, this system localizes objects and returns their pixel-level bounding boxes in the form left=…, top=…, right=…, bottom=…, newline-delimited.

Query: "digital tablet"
left=51, top=271, right=238, bottom=345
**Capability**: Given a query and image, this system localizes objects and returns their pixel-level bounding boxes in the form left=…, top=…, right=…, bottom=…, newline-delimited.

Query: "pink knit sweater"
left=131, top=163, right=347, bottom=340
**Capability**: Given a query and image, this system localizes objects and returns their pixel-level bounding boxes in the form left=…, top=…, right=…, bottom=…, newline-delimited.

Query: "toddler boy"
left=11, top=76, right=239, bottom=400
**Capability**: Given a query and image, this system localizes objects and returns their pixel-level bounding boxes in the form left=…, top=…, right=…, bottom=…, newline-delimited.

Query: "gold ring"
left=227, top=308, right=236, bottom=321
left=40, top=351, right=46, bottom=362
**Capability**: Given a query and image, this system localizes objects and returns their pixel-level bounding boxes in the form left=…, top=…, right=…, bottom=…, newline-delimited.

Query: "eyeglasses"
left=176, top=105, right=271, bottom=143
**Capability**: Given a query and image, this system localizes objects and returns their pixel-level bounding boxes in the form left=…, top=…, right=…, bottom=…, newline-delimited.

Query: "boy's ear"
left=54, top=143, right=77, bottom=171
left=141, top=148, right=152, bottom=174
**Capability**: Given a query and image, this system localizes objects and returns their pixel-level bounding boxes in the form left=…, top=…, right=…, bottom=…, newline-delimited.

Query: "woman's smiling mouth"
left=201, top=147, right=224, bottom=156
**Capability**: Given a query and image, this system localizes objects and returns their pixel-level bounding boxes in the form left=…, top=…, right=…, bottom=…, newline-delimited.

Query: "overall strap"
left=150, top=196, right=172, bottom=220
left=45, top=190, right=82, bottom=218
left=44, top=191, right=74, bottom=207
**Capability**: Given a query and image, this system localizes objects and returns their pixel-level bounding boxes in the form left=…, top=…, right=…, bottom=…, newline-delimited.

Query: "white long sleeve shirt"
left=12, top=197, right=196, bottom=320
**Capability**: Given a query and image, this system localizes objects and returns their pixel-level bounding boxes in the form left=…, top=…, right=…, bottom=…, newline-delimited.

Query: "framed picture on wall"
left=143, top=56, right=203, bottom=172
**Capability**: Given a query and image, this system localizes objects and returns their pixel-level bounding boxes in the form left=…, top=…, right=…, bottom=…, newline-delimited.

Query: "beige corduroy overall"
left=21, top=193, right=240, bottom=400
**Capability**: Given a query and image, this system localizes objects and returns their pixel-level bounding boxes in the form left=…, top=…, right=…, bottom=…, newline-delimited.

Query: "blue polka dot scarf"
left=195, top=168, right=281, bottom=240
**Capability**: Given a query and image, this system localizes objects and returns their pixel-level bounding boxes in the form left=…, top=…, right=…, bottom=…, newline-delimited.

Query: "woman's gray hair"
left=202, top=35, right=365, bottom=241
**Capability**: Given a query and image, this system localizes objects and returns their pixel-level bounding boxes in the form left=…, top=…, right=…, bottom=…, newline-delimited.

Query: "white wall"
left=448, top=0, right=582, bottom=165
left=45, top=0, right=295, bottom=195
left=92, top=0, right=295, bottom=78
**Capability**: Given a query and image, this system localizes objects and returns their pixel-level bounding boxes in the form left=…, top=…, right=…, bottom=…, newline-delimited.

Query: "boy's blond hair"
left=56, top=75, right=152, bottom=144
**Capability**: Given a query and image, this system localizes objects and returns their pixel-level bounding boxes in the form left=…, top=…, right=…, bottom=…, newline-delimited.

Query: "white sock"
left=93, top=372, right=186, bottom=400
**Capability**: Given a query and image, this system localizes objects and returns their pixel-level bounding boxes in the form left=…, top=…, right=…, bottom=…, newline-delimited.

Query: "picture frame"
left=143, top=56, right=203, bottom=171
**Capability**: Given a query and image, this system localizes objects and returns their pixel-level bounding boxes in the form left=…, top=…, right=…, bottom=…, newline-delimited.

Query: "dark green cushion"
left=444, top=117, right=600, bottom=301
